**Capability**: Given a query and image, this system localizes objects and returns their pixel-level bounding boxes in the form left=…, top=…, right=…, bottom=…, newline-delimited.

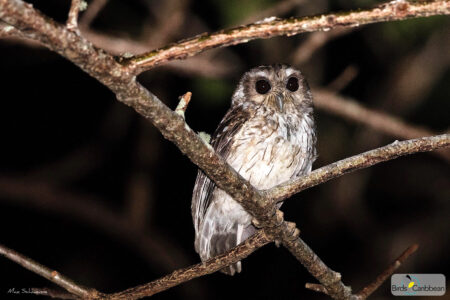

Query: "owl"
left=192, top=64, right=317, bottom=275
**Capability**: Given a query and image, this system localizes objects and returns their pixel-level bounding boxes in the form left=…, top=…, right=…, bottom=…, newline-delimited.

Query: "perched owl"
left=192, top=64, right=317, bottom=275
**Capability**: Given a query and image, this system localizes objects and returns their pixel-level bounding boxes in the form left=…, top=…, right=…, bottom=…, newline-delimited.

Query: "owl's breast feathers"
left=192, top=102, right=315, bottom=244
left=225, top=103, right=316, bottom=189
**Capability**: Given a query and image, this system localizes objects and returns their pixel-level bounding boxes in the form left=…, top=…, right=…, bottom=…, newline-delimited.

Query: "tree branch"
left=67, top=0, right=83, bottom=31
left=0, top=243, right=102, bottom=299
left=123, top=0, right=450, bottom=74
left=267, top=134, right=450, bottom=203
left=0, top=231, right=271, bottom=300
left=354, top=244, right=419, bottom=299
left=79, top=0, right=108, bottom=29
left=305, top=244, right=419, bottom=299
left=106, top=231, right=271, bottom=300
left=312, top=89, right=450, bottom=163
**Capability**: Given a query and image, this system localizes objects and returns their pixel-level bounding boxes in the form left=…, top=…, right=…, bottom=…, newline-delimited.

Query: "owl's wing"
left=191, top=105, right=249, bottom=240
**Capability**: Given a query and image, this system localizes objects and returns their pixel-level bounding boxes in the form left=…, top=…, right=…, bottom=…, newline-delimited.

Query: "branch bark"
left=0, top=243, right=101, bottom=299
left=354, top=244, right=419, bottom=299
left=313, top=89, right=450, bottom=163
left=123, top=0, right=450, bottom=74
left=267, top=134, right=450, bottom=203
left=305, top=244, right=419, bottom=299
left=106, top=231, right=271, bottom=300
left=67, top=0, right=83, bottom=31
left=0, top=231, right=271, bottom=300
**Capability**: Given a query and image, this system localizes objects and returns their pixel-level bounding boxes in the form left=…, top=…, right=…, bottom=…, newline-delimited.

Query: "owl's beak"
left=275, top=92, right=284, bottom=112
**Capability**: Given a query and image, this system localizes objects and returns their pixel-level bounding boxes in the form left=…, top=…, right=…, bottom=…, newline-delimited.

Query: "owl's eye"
left=255, top=79, right=271, bottom=94
left=286, top=77, right=299, bottom=92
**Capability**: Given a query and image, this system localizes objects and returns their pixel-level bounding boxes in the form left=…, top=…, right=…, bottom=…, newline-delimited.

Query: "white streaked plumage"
left=192, top=64, right=316, bottom=275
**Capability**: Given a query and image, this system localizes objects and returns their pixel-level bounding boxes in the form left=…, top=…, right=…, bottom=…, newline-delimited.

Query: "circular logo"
left=401, top=275, right=421, bottom=295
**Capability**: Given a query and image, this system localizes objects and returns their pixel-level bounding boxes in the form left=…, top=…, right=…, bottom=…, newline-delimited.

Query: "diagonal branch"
left=0, top=243, right=102, bottom=299
left=313, top=89, right=450, bottom=163
left=305, top=244, right=419, bottom=299
left=123, top=0, right=450, bottom=74
left=313, top=90, right=432, bottom=140
left=0, top=231, right=271, bottom=300
left=79, top=0, right=108, bottom=29
left=354, top=244, right=419, bottom=299
left=267, top=134, right=450, bottom=203
left=106, top=230, right=271, bottom=300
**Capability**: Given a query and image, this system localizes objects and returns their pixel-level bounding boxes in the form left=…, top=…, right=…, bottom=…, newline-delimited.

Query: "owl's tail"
left=196, top=222, right=255, bottom=276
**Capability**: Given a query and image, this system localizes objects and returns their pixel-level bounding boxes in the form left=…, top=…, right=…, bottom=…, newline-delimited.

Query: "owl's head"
left=231, top=64, right=312, bottom=114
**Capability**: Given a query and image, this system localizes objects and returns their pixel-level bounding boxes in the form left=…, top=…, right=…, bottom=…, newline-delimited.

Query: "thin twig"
left=175, top=91, right=192, bottom=119
left=79, top=0, right=108, bottom=29
left=355, top=244, right=419, bottom=299
left=106, top=231, right=271, bottom=300
left=306, top=283, right=330, bottom=295
left=0, top=231, right=271, bottom=300
left=67, top=0, right=83, bottom=31
left=0, top=243, right=102, bottom=298
left=306, top=244, right=419, bottom=299
left=124, top=0, right=450, bottom=73
left=326, top=65, right=359, bottom=92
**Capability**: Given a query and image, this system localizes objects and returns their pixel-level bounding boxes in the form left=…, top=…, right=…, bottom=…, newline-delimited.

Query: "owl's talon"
left=284, top=221, right=300, bottom=240
left=252, top=218, right=262, bottom=228
left=275, top=210, right=284, bottom=226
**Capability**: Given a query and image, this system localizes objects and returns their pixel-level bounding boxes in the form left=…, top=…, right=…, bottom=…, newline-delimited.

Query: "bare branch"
left=355, top=244, right=419, bottom=299
left=124, top=0, right=449, bottom=73
left=306, top=244, right=419, bottom=299
left=326, top=65, right=359, bottom=92
left=0, top=231, right=270, bottom=300
left=268, top=134, right=450, bottom=203
left=306, top=283, right=330, bottom=295
left=0, top=243, right=102, bottom=298
left=313, top=89, right=450, bottom=162
left=67, top=0, right=85, bottom=31
left=175, top=91, right=192, bottom=119
left=79, top=0, right=108, bottom=29
left=314, top=90, right=435, bottom=140
left=106, top=231, right=271, bottom=300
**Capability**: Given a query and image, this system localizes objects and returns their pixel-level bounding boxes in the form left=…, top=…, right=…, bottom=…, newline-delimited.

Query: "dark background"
left=0, top=0, right=449, bottom=299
